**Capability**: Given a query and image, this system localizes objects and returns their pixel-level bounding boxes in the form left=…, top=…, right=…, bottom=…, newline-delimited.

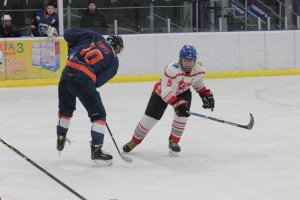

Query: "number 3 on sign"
left=17, top=43, right=24, bottom=53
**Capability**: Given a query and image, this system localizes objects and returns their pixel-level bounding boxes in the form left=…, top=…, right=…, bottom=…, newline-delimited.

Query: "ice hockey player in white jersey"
left=123, top=45, right=215, bottom=156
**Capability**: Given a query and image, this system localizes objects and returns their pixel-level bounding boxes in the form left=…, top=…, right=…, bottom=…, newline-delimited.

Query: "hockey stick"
left=0, top=138, right=87, bottom=200
left=188, top=111, right=254, bottom=130
left=106, top=123, right=133, bottom=163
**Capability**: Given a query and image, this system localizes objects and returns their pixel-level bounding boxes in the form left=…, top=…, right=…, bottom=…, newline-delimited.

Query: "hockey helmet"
left=107, top=34, right=124, bottom=54
left=179, top=45, right=197, bottom=74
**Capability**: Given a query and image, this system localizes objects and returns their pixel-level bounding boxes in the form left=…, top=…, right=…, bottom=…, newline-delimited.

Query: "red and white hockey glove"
left=172, top=99, right=190, bottom=117
left=199, top=89, right=215, bottom=111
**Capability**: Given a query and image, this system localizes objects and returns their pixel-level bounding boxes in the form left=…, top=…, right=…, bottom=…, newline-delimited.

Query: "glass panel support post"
left=258, top=17, right=261, bottom=31
left=114, top=20, right=118, bottom=34
left=284, top=16, right=288, bottom=30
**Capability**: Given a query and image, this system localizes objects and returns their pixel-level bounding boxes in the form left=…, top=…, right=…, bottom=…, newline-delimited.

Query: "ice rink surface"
left=1, top=75, right=300, bottom=200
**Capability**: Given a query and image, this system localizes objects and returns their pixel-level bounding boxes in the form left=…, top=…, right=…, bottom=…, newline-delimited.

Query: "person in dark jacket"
left=80, top=1, right=107, bottom=34
left=0, top=15, right=21, bottom=37
left=31, top=1, right=58, bottom=37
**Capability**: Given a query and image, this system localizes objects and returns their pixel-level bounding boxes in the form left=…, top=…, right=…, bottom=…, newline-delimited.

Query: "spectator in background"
left=80, top=1, right=108, bottom=34
left=0, top=14, right=21, bottom=37
left=31, top=1, right=58, bottom=37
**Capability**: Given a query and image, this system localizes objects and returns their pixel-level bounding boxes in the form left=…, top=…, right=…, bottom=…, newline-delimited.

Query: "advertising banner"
left=231, top=0, right=246, bottom=17
left=248, top=0, right=272, bottom=22
left=0, top=38, right=67, bottom=81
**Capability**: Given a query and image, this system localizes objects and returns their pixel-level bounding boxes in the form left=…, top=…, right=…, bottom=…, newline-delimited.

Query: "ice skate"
left=57, top=135, right=66, bottom=157
left=123, top=140, right=138, bottom=153
left=57, top=135, right=71, bottom=156
left=168, top=137, right=181, bottom=157
left=90, top=141, right=113, bottom=166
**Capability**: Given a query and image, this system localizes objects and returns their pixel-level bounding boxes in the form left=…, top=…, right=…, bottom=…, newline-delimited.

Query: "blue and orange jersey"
left=64, top=28, right=119, bottom=87
left=31, top=9, right=58, bottom=37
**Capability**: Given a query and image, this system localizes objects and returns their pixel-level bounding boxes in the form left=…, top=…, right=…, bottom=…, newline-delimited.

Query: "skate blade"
left=92, top=159, right=113, bottom=167
left=169, top=149, right=179, bottom=157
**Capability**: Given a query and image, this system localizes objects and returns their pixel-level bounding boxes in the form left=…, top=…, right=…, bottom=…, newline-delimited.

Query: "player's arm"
left=13, top=26, right=21, bottom=37
left=64, top=28, right=94, bottom=48
left=192, top=63, right=215, bottom=111
left=160, top=66, right=178, bottom=104
left=46, top=15, right=59, bottom=37
left=192, top=62, right=206, bottom=92
left=52, top=14, right=59, bottom=32
left=95, top=60, right=119, bottom=88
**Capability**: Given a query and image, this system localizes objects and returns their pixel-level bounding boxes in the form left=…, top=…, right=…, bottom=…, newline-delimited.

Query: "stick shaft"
left=0, top=138, right=87, bottom=200
left=188, top=111, right=254, bottom=130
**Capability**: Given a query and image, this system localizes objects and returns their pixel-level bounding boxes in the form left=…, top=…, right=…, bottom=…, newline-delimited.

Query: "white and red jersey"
left=153, top=61, right=207, bottom=104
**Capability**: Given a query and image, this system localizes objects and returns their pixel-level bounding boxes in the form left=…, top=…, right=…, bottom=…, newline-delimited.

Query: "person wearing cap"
left=80, top=1, right=107, bottom=34
left=31, top=1, right=58, bottom=37
left=0, top=14, right=21, bottom=37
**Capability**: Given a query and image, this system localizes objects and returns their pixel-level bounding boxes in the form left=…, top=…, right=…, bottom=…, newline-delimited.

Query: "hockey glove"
left=199, top=89, right=215, bottom=111
left=172, top=99, right=190, bottom=117
left=47, top=26, right=58, bottom=41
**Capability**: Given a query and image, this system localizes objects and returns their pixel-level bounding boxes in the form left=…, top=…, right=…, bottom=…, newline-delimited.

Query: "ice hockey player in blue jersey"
left=56, top=28, right=124, bottom=165
left=31, top=1, right=58, bottom=37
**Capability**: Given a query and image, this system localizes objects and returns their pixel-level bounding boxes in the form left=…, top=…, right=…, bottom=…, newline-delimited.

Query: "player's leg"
left=77, top=80, right=112, bottom=163
left=57, top=78, right=76, bottom=152
left=169, top=90, right=192, bottom=155
left=123, top=93, right=167, bottom=153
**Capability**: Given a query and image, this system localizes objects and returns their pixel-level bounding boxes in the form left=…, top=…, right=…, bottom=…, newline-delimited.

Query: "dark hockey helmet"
left=107, top=34, right=124, bottom=54
left=179, top=45, right=197, bottom=74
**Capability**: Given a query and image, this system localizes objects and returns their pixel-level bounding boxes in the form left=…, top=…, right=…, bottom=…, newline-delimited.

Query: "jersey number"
left=167, top=79, right=172, bottom=87
left=80, top=42, right=103, bottom=65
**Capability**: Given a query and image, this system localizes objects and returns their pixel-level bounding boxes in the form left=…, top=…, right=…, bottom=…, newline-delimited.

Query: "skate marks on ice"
left=92, top=159, right=113, bottom=167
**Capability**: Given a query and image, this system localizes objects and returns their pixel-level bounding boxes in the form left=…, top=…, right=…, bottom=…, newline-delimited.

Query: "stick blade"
left=247, top=113, right=255, bottom=130
left=120, top=154, right=133, bottom=163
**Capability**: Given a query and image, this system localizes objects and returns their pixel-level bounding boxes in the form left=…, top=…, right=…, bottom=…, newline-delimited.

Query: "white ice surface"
left=0, top=76, right=300, bottom=200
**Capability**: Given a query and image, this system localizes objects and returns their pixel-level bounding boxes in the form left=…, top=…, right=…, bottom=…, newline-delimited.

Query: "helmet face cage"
left=107, top=34, right=124, bottom=54
left=179, top=45, right=197, bottom=73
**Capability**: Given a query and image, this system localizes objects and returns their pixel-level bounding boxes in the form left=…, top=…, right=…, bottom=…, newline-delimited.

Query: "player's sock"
left=131, top=115, right=158, bottom=145
left=57, top=114, right=71, bottom=151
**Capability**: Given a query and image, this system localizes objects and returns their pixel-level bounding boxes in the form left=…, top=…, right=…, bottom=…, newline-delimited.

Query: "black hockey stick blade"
left=247, top=113, right=254, bottom=130
left=188, top=111, right=254, bottom=130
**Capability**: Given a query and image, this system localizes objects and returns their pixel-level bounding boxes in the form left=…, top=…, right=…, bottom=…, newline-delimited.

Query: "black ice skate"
left=57, top=135, right=66, bottom=151
left=123, top=140, right=138, bottom=153
left=168, top=137, right=181, bottom=156
left=57, top=135, right=72, bottom=157
left=90, top=141, right=113, bottom=166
